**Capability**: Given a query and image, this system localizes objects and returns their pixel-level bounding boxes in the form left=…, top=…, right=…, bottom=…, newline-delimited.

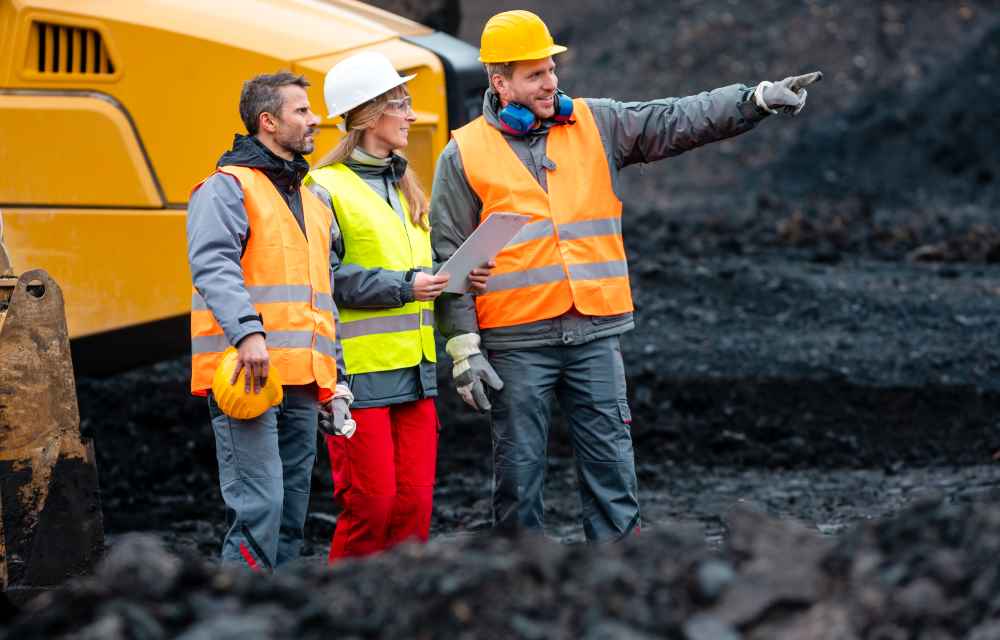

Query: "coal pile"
left=770, top=20, right=1000, bottom=211
left=755, top=18, right=1000, bottom=265
left=74, top=360, right=223, bottom=556
left=825, top=500, right=1000, bottom=639
left=8, top=499, right=1000, bottom=639
left=456, top=1, right=1000, bottom=264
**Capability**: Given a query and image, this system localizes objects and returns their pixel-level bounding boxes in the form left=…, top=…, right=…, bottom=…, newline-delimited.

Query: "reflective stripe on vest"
left=451, top=99, right=633, bottom=329
left=191, top=286, right=335, bottom=313
left=188, top=166, right=337, bottom=396
left=307, top=163, right=436, bottom=375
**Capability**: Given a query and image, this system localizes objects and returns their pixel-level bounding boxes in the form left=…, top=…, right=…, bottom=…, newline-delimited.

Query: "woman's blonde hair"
left=314, top=85, right=429, bottom=230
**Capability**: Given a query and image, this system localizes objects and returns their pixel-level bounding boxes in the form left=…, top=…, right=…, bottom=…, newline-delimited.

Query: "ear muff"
left=552, top=91, right=574, bottom=122
left=498, top=91, right=575, bottom=136
left=498, top=102, right=536, bottom=136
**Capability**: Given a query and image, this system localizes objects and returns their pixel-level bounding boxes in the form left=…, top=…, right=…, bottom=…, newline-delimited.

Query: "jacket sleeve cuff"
left=739, top=84, right=771, bottom=122
left=334, top=382, right=354, bottom=405
left=445, top=332, right=481, bottom=361
left=400, top=273, right=416, bottom=303
left=229, top=321, right=265, bottom=347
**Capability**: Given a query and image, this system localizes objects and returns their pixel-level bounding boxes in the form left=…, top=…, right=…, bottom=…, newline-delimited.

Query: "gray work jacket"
left=430, top=86, right=768, bottom=350
left=308, top=153, right=438, bottom=408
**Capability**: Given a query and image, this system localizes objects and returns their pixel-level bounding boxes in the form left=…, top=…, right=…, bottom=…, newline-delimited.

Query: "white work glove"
left=445, top=333, right=504, bottom=413
left=319, top=383, right=356, bottom=438
left=754, top=71, right=823, bottom=116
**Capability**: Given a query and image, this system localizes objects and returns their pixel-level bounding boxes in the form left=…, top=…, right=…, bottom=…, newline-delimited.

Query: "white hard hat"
left=323, top=50, right=416, bottom=119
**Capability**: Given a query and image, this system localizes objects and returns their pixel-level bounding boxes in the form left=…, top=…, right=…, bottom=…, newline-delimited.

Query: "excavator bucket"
left=0, top=220, right=104, bottom=607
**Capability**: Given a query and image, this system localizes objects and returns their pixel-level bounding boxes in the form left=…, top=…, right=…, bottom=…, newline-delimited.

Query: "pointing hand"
left=757, top=70, right=823, bottom=116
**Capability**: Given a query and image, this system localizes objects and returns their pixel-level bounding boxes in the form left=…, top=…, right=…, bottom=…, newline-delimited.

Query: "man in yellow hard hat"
left=431, top=10, right=821, bottom=541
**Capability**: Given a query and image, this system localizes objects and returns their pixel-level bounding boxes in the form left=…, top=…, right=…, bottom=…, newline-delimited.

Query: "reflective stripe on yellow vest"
left=452, top=99, right=633, bottom=329
left=189, top=165, right=337, bottom=397
left=307, top=163, right=436, bottom=375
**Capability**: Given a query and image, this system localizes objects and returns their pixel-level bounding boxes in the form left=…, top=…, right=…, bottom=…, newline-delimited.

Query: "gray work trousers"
left=487, top=336, right=640, bottom=541
left=209, top=384, right=319, bottom=569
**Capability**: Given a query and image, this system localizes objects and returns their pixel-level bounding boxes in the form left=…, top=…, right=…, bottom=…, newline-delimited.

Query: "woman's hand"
left=412, top=271, right=450, bottom=301
left=468, top=260, right=496, bottom=295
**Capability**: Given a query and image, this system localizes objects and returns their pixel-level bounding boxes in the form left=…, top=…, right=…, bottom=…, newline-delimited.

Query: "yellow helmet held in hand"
left=479, top=10, right=567, bottom=63
left=211, top=348, right=283, bottom=420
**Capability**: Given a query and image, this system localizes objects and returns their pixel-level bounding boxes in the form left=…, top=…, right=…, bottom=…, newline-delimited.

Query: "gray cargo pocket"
left=611, top=337, right=631, bottom=425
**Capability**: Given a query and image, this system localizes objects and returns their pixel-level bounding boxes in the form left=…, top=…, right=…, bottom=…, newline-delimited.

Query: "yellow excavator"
left=0, top=0, right=484, bottom=602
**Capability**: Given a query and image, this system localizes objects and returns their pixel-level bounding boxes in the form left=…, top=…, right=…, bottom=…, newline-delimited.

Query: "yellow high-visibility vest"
left=307, top=163, right=436, bottom=374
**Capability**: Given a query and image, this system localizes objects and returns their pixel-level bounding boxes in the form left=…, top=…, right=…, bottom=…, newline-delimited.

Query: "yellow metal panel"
left=4, top=11, right=289, bottom=204
left=0, top=2, right=12, bottom=85
left=15, top=10, right=122, bottom=82
left=321, top=0, right=432, bottom=36
left=0, top=93, right=161, bottom=207
left=4, top=1, right=453, bottom=204
left=0, top=0, right=458, bottom=346
left=10, top=0, right=397, bottom=61
left=401, top=123, right=436, bottom=195
left=4, top=5, right=286, bottom=203
left=116, top=33, right=283, bottom=204
left=2, top=207, right=189, bottom=338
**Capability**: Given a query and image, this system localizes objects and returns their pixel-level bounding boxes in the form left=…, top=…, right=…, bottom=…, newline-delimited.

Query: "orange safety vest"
left=188, top=165, right=337, bottom=399
left=451, top=99, right=633, bottom=329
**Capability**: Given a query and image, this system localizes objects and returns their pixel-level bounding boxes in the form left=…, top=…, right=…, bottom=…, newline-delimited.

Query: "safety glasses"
left=384, top=96, right=415, bottom=116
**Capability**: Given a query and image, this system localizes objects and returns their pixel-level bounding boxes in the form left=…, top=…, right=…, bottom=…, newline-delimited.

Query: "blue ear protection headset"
left=498, top=91, right=574, bottom=136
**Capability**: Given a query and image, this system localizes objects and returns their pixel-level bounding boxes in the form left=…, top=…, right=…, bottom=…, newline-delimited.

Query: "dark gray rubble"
left=7, top=500, right=1000, bottom=640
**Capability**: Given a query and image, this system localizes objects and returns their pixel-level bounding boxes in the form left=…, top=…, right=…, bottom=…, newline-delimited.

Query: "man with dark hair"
left=432, top=10, right=821, bottom=542
left=238, top=72, right=312, bottom=135
left=187, top=71, right=352, bottom=569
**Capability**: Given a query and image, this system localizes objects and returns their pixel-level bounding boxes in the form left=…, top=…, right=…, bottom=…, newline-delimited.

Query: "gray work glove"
left=445, top=333, right=504, bottom=412
left=319, top=383, right=356, bottom=438
left=754, top=71, right=823, bottom=116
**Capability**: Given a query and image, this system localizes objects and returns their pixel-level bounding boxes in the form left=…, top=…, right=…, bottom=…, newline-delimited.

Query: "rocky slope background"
left=5, top=1, right=1000, bottom=638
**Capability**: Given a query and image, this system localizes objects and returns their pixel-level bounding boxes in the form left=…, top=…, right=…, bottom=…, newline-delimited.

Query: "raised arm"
left=591, top=71, right=821, bottom=169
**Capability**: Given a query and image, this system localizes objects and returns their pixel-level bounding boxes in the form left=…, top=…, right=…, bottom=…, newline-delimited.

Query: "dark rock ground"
left=5, top=1, right=1000, bottom=637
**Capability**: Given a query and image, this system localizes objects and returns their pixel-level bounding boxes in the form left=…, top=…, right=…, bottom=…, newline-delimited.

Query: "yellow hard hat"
left=479, top=10, right=567, bottom=63
left=211, top=348, right=283, bottom=420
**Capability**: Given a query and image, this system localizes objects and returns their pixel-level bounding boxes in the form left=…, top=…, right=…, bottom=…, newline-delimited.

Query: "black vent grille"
left=33, top=22, right=115, bottom=74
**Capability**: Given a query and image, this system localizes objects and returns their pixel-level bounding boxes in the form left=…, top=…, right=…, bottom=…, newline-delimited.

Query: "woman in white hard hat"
left=307, top=51, right=489, bottom=562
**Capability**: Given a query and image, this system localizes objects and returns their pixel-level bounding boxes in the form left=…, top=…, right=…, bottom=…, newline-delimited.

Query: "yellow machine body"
left=0, top=0, right=478, bottom=363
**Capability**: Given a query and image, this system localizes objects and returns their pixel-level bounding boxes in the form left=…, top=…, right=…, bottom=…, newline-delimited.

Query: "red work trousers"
left=325, top=398, right=438, bottom=562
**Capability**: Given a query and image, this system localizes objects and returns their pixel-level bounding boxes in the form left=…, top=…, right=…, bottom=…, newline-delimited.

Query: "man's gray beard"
left=277, top=134, right=313, bottom=157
